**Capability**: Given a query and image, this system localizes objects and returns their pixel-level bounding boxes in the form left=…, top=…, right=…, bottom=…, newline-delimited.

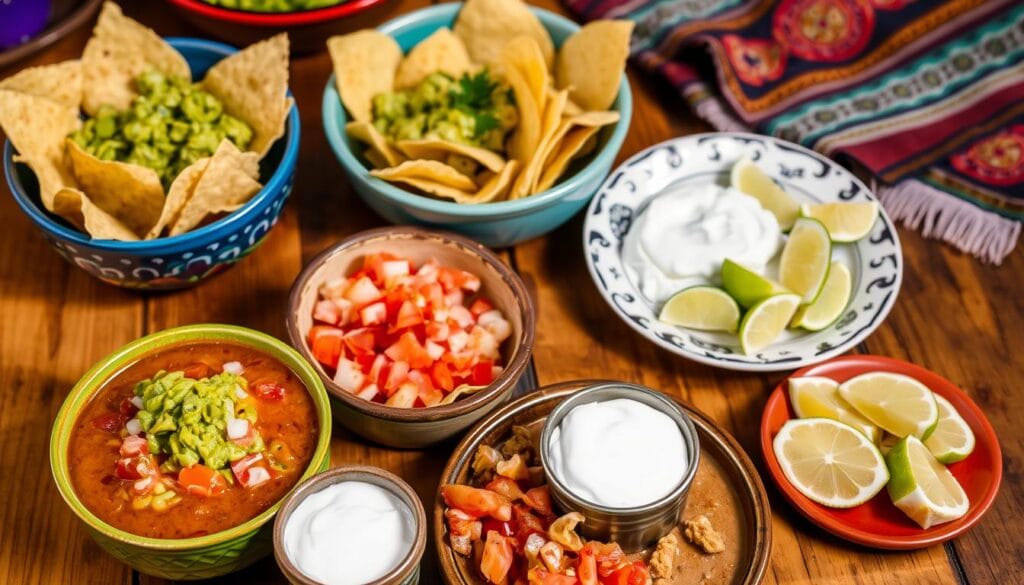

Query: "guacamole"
left=372, top=70, right=517, bottom=151
left=202, top=0, right=343, bottom=11
left=70, top=70, right=253, bottom=187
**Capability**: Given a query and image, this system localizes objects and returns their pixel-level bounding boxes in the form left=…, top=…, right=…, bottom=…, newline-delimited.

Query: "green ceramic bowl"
left=49, top=324, right=333, bottom=580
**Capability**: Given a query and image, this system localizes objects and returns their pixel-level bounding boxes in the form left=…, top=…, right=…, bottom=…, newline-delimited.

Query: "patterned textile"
left=566, top=0, right=1023, bottom=263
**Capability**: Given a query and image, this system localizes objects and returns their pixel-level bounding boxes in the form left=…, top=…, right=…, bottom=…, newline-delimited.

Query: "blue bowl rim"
left=3, top=36, right=301, bottom=253
left=321, top=3, right=633, bottom=219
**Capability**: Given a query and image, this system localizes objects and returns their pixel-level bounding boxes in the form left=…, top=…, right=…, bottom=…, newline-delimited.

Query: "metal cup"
left=539, top=382, right=700, bottom=552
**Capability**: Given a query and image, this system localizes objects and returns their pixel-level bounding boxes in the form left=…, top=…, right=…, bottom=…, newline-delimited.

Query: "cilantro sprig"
left=450, top=70, right=500, bottom=139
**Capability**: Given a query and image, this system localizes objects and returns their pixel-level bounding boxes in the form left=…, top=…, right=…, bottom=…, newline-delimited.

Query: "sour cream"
left=547, top=398, right=687, bottom=508
left=284, top=481, right=415, bottom=585
left=622, top=183, right=781, bottom=303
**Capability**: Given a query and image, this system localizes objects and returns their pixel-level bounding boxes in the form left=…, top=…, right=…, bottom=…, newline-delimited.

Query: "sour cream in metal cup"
left=540, top=382, right=700, bottom=552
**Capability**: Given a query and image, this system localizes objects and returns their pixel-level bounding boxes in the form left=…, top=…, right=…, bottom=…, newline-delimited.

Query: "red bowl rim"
left=166, top=0, right=387, bottom=27
left=759, top=354, right=1003, bottom=550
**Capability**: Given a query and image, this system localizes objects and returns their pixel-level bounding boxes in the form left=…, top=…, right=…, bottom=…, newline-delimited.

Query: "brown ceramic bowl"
left=287, top=226, right=535, bottom=448
left=273, top=465, right=426, bottom=584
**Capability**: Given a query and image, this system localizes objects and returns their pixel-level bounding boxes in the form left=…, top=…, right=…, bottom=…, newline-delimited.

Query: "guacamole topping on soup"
left=201, top=0, right=342, bottom=11
left=371, top=70, right=516, bottom=151
left=70, top=70, right=253, bottom=187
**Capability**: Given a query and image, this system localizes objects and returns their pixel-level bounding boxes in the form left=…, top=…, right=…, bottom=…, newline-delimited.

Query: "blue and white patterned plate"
left=583, top=133, right=903, bottom=372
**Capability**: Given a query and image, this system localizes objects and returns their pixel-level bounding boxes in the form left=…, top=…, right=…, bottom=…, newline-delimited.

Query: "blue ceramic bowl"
left=322, top=4, right=632, bottom=248
left=4, top=37, right=300, bottom=290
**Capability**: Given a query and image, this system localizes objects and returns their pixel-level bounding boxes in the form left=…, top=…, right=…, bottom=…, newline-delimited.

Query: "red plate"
left=760, top=355, right=1002, bottom=550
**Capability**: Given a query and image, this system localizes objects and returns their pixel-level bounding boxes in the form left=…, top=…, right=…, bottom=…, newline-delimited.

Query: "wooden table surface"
left=1, top=1, right=1021, bottom=584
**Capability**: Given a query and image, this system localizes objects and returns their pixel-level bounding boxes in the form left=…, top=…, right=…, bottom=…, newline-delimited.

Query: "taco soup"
left=67, top=342, right=318, bottom=539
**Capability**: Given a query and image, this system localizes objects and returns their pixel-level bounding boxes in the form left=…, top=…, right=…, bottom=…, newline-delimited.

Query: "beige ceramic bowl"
left=287, top=226, right=535, bottom=448
left=273, top=466, right=427, bottom=584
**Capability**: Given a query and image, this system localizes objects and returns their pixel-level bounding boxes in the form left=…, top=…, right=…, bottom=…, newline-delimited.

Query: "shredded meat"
left=650, top=532, right=680, bottom=584
left=500, top=424, right=535, bottom=461
left=471, top=444, right=503, bottom=483
left=683, top=515, right=725, bottom=554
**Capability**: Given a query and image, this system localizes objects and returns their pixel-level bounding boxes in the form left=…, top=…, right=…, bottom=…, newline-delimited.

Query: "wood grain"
left=0, top=0, right=1021, bottom=584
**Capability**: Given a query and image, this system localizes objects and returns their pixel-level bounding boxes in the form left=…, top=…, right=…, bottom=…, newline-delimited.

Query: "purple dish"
left=0, top=0, right=52, bottom=50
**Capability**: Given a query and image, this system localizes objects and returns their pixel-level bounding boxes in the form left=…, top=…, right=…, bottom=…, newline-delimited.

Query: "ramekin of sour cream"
left=540, top=383, right=700, bottom=552
left=273, top=466, right=426, bottom=585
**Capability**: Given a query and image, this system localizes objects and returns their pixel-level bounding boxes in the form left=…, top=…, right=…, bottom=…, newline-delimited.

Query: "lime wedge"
left=738, top=293, right=801, bottom=355
left=659, top=286, right=741, bottom=332
left=790, top=262, right=852, bottom=331
left=773, top=418, right=889, bottom=508
left=886, top=436, right=969, bottom=528
left=923, top=394, right=976, bottom=464
left=731, top=158, right=800, bottom=230
left=789, top=376, right=880, bottom=442
left=779, top=217, right=832, bottom=304
left=721, top=259, right=789, bottom=309
left=838, top=372, right=939, bottom=440
left=800, top=201, right=879, bottom=242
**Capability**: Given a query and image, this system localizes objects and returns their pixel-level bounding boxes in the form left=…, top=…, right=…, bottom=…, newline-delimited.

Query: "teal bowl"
left=321, top=3, right=632, bottom=248
left=49, top=324, right=333, bottom=580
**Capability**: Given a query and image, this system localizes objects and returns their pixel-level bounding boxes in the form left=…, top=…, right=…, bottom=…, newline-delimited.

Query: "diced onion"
left=357, top=384, right=380, bottom=402
left=130, top=396, right=144, bottom=409
left=227, top=418, right=250, bottom=440
left=125, top=418, right=142, bottom=436
left=244, top=466, right=271, bottom=487
left=223, top=361, right=244, bottom=375
left=334, top=358, right=366, bottom=393
left=235, top=385, right=249, bottom=400
left=425, top=340, right=445, bottom=360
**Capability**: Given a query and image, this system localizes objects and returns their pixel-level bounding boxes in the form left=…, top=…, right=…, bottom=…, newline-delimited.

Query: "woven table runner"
left=566, top=0, right=1023, bottom=263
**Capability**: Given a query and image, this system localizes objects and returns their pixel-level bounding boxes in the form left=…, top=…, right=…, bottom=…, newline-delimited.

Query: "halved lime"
left=886, top=436, right=969, bottom=529
left=838, top=372, right=939, bottom=440
left=779, top=217, right=832, bottom=304
left=923, top=394, right=976, bottom=464
left=800, top=201, right=879, bottom=242
left=789, top=376, right=880, bottom=442
left=773, top=418, right=889, bottom=508
left=721, top=259, right=790, bottom=309
left=791, top=262, right=852, bottom=331
left=659, top=286, right=741, bottom=332
left=731, top=158, right=800, bottom=230
left=738, top=293, right=801, bottom=355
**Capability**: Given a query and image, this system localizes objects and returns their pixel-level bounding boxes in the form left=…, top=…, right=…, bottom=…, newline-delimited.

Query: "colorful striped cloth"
left=566, top=0, right=1023, bottom=263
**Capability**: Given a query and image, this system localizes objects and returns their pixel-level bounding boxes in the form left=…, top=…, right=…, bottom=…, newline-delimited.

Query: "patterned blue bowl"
left=321, top=4, right=632, bottom=248
left=4, top=37, right=300, bottom=290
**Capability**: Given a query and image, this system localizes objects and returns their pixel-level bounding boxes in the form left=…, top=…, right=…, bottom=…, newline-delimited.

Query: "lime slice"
left=923, top=394, right=976, bottom=464
left=731, top=158, right=800, bottom=230
left=789, top=376, right=880, bottom=442
left=790, top=262, right=852, bottom=331
left=800, top=201, right=879, bottom=243
left=838, top=372, right=939, bottom=440
left=886, top=436, right=969, bottom=528
left=659, top=286, right=741, bottom=332
left=779, top=217, right=832, bottom=304
left=721, top=259, right=790, bottom=309
left=738, top=293, right=801, bottom=355
left=773, top=418, right=889, bottom=508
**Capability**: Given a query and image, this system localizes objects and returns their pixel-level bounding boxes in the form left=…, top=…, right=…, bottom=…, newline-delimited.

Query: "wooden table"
left=1, top=1, right=1021, bottom=583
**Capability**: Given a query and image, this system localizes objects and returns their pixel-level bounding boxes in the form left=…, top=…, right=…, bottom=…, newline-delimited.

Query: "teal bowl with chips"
left=321, top=3, right=632, bottom=248
left=4, top=37, right=300, bottom=290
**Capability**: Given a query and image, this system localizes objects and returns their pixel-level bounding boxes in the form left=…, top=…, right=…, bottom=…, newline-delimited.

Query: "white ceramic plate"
left=583, top=133, right=902, bottom=372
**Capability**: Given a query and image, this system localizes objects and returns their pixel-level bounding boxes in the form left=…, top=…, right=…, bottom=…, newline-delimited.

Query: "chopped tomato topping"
left=527, top=568, right=578, bottom=585
left=182, top=362, right=212, bottom=379
left=480, top=530, right=514, bottom=584
left=178, top=464, right=227, bottom=498
left=522, top=486, right=553, bottom=516
left=471, top=360, right=496, bottom=386
left=91, top=413, right=123, bottom=433
left=308, top=326, right=344, bottom=368
left=605, top=561, right=649, bottom=585
left=441, top=484, right=513, bottom=521
left=253, top=382, right=285, bottom=400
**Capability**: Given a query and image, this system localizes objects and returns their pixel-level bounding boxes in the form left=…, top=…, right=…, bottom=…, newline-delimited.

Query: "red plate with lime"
left=760, top=354, right=1002, bottom=549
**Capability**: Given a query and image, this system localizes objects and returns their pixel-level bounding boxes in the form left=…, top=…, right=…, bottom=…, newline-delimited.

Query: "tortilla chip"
left=379, top=176, right=476, bottom=202
left=511, top=88, right=567, bottom=198
left=363, top=147, right=390, bottom=170
left=467, top=160, right=520, bottom=204
left=535, top=110, right=619, bottom=179
left=327, top=30, right=402, bottom=123
left=500, top=39, right=547, bottom=167
left=0, top=90, right=81, bottom=210
left=146, top=158, right=210, bottom=239
left=170, top=140, right=262, bottom=236
left=536, top=125, right=603, bottom=193
left=439, top=383, right=487, bottom=405
left=453, top=0, right=554, bottom=68
left=555, top=20, right=633, bottom=111
left=396, top=139, right=505, bottom=173
left=202, top=34, right=291, bottom=158
left=371, top=160, right=476, bottom=192
left=0, top=61, right=82, bottom=108
left=394, top=28, right=474, bottom=90
left=346, top=121, right=404, bottom=167
left=81, top=2, right=191, bottom=115
left=502, top=36, right=547, bottom=112
left=52, top=188, right=140, bottom=241
left=66, top=140, right=165, bottom=237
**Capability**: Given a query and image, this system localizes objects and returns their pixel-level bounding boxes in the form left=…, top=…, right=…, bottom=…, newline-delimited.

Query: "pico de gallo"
left=68, top=343, right=318, bottom=539
left=308, top=252, right=512, bottom=408
left=441, top=426, right=653, bottom=585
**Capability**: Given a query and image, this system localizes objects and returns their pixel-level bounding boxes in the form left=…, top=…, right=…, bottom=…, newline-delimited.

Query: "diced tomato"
left=116, top=454, right=157, bottom=480
left=522, top=486, right=552, bottom=517
left=308, top=326, right=344, bottom=368
left=183, top=362, right=212, bottom=379
left=426, top=320, right=450, bottom=342
left=527, top=568, right=578, bottom=585
left=407, top=370, right=442, bottom=406
left=385, top=382, right=418, bottom=408
left=384, top=331, right=432, bottom=369
left=439, top=267, right=481, bottom=293
left=481, top=530, right=514, bottom=585
left=431, top=361, right=455, bottom=392
left=420, top=282, right=444, bottom=311
left=471, top=360, right=496, bottom=386
left=119, top=435, right=149, bottom=457
left=368, top=354, right=389, bottom=383
left=445, top=507, right=483, bottom=557
left=313, top=299, right=341, bottom=325
left=354, top=351, right=376, bottom=372
left=392, top=300, right=423, bottom=331
left=253, top=382, right=286, bottom=400
left=469, top=297, right=494, bottom=317
left=91, top=413, right=123, bottom=433
left=585, top=542, right=627, bottom=578
left=383, top=361, right=410, bottom=395
left=119, top=397, right=139, bottom=418
left=345, top=275, right=382, bottom=305
left=342, top=328, right=376, bottom=357
left=178, top=464, right=227, bottom=498
left=441, top=484, right=512, bottom=521
left=486, top=477, right=525, bottom=501
left=513, top=505, right=547, bottom=550
left=362, top=252, right=400, bottom=285
left=578, top=547, right=598, bottom=585
left=604, top=561, right=649, bottom=585
left=360, top=301, right=387, bottom=326
left=231, top=453, right=273, bottom=488
left=482, top=517, right=517, bottom=538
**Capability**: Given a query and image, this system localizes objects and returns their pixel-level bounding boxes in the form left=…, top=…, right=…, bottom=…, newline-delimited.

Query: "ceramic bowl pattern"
left=584, top=132, right=903, bottom=372
left=49, top=324, right=333, bottom=580
left=4, top=37, right=300, bottom=290
left=321, top=3, right=632, bottom=248
left=287, top=226, right=535, bottom=448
